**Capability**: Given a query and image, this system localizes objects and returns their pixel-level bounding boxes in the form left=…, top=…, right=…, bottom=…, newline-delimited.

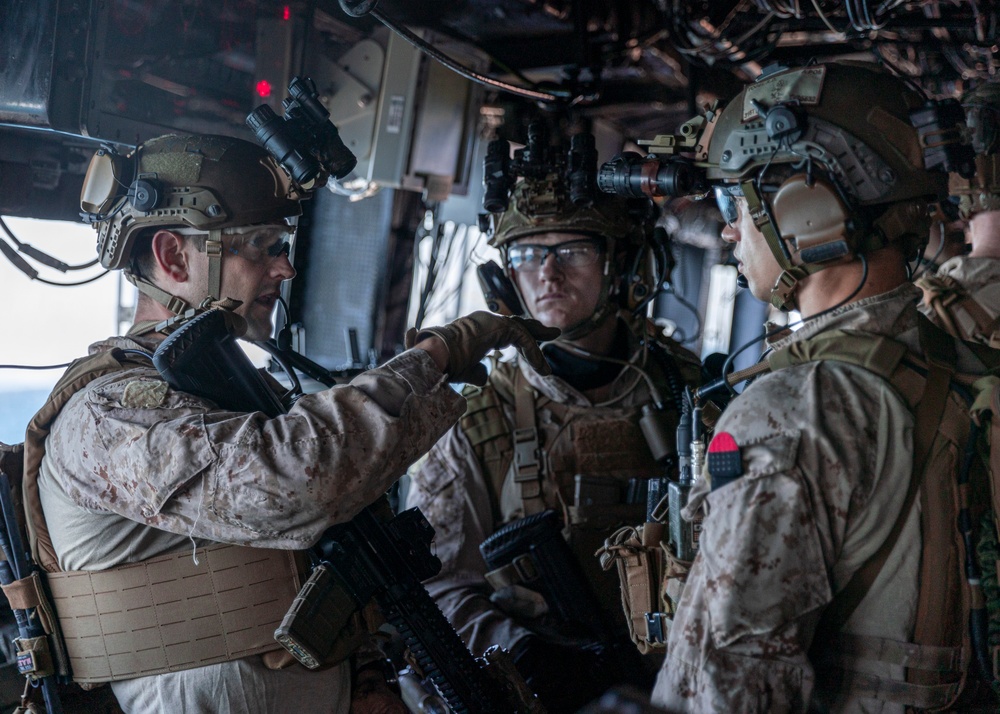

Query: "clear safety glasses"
left=175, top=223, right=295, bottom=263
left=507, top=238, right=605, bottom=272
left=713, top=184, right=745, bottom=227
left=713, top=183, right=780, bottom=227
left=223, top=224, right=295, bottom=262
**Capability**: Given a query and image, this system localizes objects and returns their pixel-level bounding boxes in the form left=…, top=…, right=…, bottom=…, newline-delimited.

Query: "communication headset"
left=769, top=175, right=853, bottom=264
left=80, top=143, right=165, bottom=222
left=127, top=176, right=163, bottom=213
left=746, top=99, right=860, bottom=267
left=476, top=261, right=523, bottom=317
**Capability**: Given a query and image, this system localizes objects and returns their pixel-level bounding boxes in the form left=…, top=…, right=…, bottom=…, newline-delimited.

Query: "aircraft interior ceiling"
left=0, top=0, right=995, bottom=368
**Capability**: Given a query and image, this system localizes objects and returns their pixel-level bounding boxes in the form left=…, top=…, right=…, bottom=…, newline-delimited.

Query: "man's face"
left=188, top=224, right=297, bottom=341
left=508, top=231, right=607, bottom=330
left=720, top=193, right=782, bottom=303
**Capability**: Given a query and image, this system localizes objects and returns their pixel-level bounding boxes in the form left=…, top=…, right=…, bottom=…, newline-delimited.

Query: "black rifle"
left=153, top=307, right=544, bottom=713
left=0, top=465, right=64, bottom=714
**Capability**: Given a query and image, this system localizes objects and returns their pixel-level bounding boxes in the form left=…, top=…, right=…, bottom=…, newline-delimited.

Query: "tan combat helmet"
left=80, top=134, right=302, bottom=314
left=484, top=131, right=661, bottom=340
left=705, top=62, right=948, bottom=310
left=949, top=81, right=1000, bottom=220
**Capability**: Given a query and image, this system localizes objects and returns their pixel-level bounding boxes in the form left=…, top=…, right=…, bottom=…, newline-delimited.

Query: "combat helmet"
left=949, top=81, right=1000, bottom=220
left=706, top=61, right=949, bottom=310
left=482, top=123, right=664, bottom=339
left=80, top=134, right=302, bottom=314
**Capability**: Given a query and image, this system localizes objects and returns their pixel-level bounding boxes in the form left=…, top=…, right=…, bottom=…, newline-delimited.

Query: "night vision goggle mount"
left=597, top=103, right=721, bottom=201
left=481, top=120, right=599, bottom=218
left=246, top=76, right=358, bottom=191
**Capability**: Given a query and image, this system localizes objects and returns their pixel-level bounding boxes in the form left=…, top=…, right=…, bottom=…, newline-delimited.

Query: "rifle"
left=153, top=307, right=545, bottom=713
left=0, top=455, right=65, bottom=714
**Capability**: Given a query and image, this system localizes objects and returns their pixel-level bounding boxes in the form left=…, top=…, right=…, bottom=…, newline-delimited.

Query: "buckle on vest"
left=645, top=612, right=668, bottom=644
left=512, top=554, right=539, bottom=583
left=513, top=427, right=543, bottom=482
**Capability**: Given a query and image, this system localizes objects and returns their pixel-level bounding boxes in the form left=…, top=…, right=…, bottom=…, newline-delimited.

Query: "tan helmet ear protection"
left=770, top=174, right=852, bottom=265
left=741, top=172, right=865, bottom=310
left=80, top=144, right=166, bottom=217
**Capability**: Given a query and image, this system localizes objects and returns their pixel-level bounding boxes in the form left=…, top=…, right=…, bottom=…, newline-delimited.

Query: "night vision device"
left=483, top=121, right=599, bottom=213
left=246, top=76, right=357, bottom=190
left=597, top=106, right=721, bottom=201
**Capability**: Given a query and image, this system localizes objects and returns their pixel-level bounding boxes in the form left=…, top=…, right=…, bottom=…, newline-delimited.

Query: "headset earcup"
left=129, top=179, right=162, bottom=212
left=770, top=175, right=852, bottom=264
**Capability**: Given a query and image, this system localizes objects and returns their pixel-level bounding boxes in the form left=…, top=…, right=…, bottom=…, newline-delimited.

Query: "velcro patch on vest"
left=572, top=419, right=657, bottom=476
left=122, top=380, right=169, bottom=409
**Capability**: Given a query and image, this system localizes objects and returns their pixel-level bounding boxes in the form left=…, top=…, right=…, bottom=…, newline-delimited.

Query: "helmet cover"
left=82, top=134, right=302, bottom=270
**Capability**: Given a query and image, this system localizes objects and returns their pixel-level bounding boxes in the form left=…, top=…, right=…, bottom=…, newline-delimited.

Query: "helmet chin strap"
left=741, top=179, right=823, bottom=312
left=126, top=229, right=226, bottom=335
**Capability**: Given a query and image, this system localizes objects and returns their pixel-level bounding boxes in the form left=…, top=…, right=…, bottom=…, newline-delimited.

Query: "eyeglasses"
left=175, top=223, right=295, bottom=263
left=713, top=183, right=779, bottom=227
left=507, top=238, right=604, bottom=272
left=713, top=184, right=745, bottom=227
left=223, top=224, right=294, bottom=263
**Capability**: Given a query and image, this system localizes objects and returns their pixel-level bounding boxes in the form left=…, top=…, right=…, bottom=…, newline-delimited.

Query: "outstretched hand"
left=407, top=311, right=560, bottom=385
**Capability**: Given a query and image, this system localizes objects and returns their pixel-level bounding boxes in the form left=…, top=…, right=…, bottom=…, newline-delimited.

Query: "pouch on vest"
left=596, top=518, right=690, bottom=655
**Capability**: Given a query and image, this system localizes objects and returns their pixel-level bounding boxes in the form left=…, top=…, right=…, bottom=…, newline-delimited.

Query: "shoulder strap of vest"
left=767, top=328, right=912, bottom=384
left=23, top=349, right=149, bottom=572
left=813, top=317, right=957, bottom=636
left=917, top=273, right=1000, bottom=371
left=512, top=369, right=546, bottom=516
left=459, top=364, right=518, bottom=519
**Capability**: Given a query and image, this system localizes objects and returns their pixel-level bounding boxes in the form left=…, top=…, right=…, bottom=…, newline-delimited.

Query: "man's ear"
left=150, top=229, right=191, bottom=283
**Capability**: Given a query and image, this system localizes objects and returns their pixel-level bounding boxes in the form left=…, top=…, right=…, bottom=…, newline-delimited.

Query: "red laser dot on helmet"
left=282, top=5, right=291, bottom=20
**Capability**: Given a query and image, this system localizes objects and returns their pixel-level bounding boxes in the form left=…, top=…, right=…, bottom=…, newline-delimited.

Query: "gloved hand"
left=406, top=311, right=560, bottom=385
left=512, top=636, right=616, bottom=714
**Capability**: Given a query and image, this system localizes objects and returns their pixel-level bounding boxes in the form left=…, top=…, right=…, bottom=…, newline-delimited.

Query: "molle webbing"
left=460, top=375, right=516, bottom=522
left=513, top=370, right=545, bottom=516
left=47, top=544, right=300, bottom=683
left=814, top=634, right=964, bottom=709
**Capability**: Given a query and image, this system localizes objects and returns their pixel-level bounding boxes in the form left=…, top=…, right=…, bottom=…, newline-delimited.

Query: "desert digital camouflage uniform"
left=406, top=316, right=699, bottom=657
left=37, top=333, right=465, bottom=713
left=919, top=255, right=1000, bottom=348
left=651, top=284, right=985, bottom=713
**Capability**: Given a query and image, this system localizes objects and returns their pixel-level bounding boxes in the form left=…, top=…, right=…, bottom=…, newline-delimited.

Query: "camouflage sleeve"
left=405, top=425, right=532, bottom=655
left=47, top=349, right=466, bottom=549
left=651, top=360, right=915, bottom=713
left=651, top=432, right=827, bottom=712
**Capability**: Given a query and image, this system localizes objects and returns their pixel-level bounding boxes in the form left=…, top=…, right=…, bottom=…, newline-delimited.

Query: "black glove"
left=406, top=311, right=560, bottom=385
